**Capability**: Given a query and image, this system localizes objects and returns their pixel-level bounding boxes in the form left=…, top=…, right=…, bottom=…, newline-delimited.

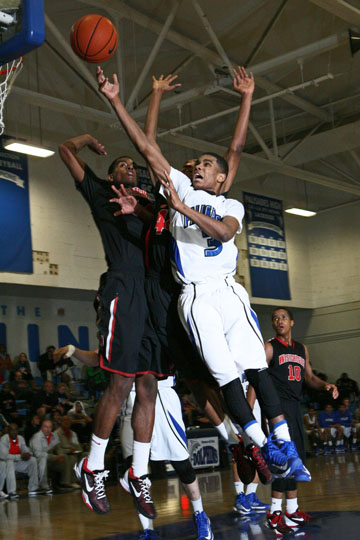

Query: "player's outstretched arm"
left=53, top=345, right=99, bottom=367
left=304, top=345, right=339, bottom=399
left=144, top=74, right=181, bottom=185
left=221, top=66, right=254, bottom=194
left=96, top=66, right=171, bottom=182
left=58, top=134, right=107, bottom=183
left=160, top=171, right=239, bottom=242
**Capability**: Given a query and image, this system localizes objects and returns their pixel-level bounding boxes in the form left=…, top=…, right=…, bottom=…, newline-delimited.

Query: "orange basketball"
left=70, top=14, right=118, bottom=63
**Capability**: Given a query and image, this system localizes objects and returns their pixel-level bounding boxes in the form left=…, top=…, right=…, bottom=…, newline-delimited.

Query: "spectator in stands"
left=30, top=419, right=76, bottom=491
left=36, top=407, right=47, bottom=424
left=304, top=406, right=324, bottom=454
left=0, top=423, right=39, bottom=498
left=336, top=372, right=360, bottom=403
left=60, top=373, right=80, bottom=399
left=10, top=370, right=34, bottom=401
left=0, top=383, right=19, bottom=424
left=24, top=415, right=41, bottom=444
left=51, top=410, right=63, bottom=431
left=67, top=401, right=92, bottom=443
left=12, top=353, right=35, bottom=387
left=37, top=346, right=55, bottom=381
left=335, top=403, right=357, bottom=451
left=55, top=416, right=82, bottom=486
left=318, top=404, right=342, bottom=454
left=0, top=344, right=13, bottom=383
left=32, top=381, right=58, bottom=414
left=56, top=383, right=72, bottom=412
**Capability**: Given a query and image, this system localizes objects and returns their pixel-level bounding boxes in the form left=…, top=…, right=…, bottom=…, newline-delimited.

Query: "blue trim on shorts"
left=250, top=308, right=261, bottom=331
left=168, top=410, right=188, bottom=445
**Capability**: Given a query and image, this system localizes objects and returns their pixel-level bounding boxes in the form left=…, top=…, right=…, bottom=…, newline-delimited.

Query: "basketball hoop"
left=0, top=55, right=22, bottom=135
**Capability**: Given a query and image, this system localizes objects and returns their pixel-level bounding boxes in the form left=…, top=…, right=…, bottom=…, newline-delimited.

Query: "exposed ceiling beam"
left=160, top=132, right=360, bottom=195
left=125, top=1, right=180, bottom=111
left=310, top=0, right=360, bottom=26
left=77, top=0, right=331, bottom=122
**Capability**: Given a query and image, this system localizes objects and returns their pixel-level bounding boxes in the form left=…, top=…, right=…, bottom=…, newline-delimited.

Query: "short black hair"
left=204, top=152, right=229, bottom=176
left=272, top=306, right=294, bottom=321
left=107, top=156, right=135, bottom=176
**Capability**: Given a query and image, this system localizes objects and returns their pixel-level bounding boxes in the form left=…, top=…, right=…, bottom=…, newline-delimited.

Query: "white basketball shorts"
left=178, top=276, right=267, bottom=387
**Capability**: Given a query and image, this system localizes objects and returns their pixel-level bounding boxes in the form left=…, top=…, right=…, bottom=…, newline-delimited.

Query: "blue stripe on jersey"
left=250, top=308, right=261, bottom=332
left=169, top=236, right=185, bottom=277
left=168, top=411, right=188, bottom=445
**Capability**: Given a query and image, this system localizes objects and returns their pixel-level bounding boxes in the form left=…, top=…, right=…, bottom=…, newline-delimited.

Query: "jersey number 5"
left=288, top=365, right=301, bottom=382
left=202, top=232, right=223, bottom=257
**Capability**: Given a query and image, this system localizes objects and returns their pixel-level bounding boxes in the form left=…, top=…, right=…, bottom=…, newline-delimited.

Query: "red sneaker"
left=74, top=457, right=110, bottom=514
left=246, top=444, right=272, bottom=484
left=285, top=508, right=314, bottom=527
left=128, top=467, right=157, bottom=519
left=230, top=437, right=256, bottom=484
left=266, top=510, right=295, bottom=537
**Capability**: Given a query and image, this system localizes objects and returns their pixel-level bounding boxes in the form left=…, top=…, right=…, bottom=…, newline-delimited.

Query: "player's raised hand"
left=88, top=136, right=107, bottom=156
left=232, top=66, right=255, bottom=96
left=110, top=184, right=138, bottom=215
left=97, top=66, right=120, bottom=100
left=158, top=170, right=183, bottom=212
left=152, top=74, right=181, bottom=93
left=53, top=346, right=71, bottom=365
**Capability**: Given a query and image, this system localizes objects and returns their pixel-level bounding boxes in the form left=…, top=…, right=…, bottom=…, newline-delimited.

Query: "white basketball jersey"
left=161, top=167, right=244, bottom=285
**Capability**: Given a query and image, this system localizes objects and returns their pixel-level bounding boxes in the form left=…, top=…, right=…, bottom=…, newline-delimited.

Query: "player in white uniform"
left=120, top=376, right=213, bottom=540
left=96, top=65, right=311, bottom=485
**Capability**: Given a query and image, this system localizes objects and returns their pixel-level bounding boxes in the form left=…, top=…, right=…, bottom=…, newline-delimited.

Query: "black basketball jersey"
left=144, top=190, right=179, bottom=291
left=78, top=166, right=147, bottom=274
left=268, top=337, right=306, bottom=401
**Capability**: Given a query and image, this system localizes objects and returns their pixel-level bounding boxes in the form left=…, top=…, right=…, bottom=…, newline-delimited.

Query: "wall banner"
left=0, top=144, right=33, bottom=272
left=243, top=192, right=291, bottom=300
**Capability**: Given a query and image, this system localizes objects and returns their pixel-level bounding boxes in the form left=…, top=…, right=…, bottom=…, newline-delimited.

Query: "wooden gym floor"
left=0, top=453, right=359, bottom=540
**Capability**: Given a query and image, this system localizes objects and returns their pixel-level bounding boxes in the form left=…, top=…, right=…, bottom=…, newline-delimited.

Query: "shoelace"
left=140, top=477, right=153, bottom=503
left=93, top=470, right=109, bottom=499
left=251, top=445, right=268, bottom=470
left=279, top=439, right=298, bottom=460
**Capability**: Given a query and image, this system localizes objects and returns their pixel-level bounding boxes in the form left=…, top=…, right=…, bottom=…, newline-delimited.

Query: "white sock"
left=273, top=420, right=291, bottom=442
left=87, top=434, right=109, bottom=470
left=270, top=497, right=283, bottom=514
left=245, top=482, right=258, bottom=495
left=336, top=440, right=341, bottom=446
left=138, top=513, right=153, bottom=530
left=244, top=421, right=267, bottom=448
left=215, top=421, right=229, bottom=441
left=191, top=497, right=203, bottom=514
left=286, top=497, right=298, bottom=514
left=132, top=441, right=151, bottom=478
left=234, top=481, right=244, bottom=495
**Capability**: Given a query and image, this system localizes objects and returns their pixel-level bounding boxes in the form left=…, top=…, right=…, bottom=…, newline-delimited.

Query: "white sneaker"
left=0, top=491, right=8, bottom=500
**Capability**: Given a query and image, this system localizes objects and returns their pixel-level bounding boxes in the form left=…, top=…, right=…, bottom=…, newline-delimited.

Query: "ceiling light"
left=4, top=139, right=54, bottom=158
left=285, top=208, right=317, bottom=217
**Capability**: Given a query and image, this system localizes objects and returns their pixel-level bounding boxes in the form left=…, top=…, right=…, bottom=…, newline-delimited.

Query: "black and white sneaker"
left=74, top=457, right=110, bottom=514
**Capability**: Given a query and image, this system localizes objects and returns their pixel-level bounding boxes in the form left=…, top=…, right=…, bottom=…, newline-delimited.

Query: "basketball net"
left=0, top=56, right=23, bottom=135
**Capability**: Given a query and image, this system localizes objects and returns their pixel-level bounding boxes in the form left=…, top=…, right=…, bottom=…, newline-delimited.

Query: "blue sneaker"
left=234, top=492, right=252, bottom=514
left=277, top=439, right=311, bottom=482
left=194, top=510, right=214, bottom=540
left=323, top=445, right=331, bottom=455
left=139, top=529, right=159, bottom=540
left=261, top=435, right=289, bottom=481
left=246, top=492, right=269, bottom=512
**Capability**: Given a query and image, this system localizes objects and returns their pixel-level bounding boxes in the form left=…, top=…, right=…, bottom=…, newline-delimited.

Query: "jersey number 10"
left=288, top=365, right=301, bottom=382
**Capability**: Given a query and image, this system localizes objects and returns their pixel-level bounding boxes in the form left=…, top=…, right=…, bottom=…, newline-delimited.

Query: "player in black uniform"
left=265, top=307, right=338, bottom=536
left=59, top=139, right=160, bottom=518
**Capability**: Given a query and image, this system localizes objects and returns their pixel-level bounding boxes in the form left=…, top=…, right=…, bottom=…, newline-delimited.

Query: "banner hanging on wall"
left=0, top=144, right=33, bottom=272
left=243, top=192, right=291, bottom=300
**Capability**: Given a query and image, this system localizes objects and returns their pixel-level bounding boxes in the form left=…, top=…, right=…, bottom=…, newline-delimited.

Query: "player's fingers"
left=111, top=184, right=121, bottom=196
left=113, top=210, right=122, bottom=217
left=113, top=74, right=119, bottom=84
